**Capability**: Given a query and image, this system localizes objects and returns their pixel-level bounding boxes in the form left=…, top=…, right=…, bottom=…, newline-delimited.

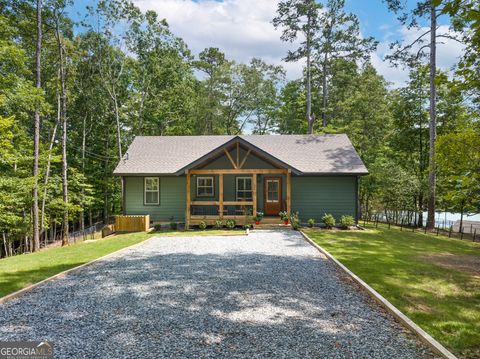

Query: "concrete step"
left=253, top=223, right=292, bottom=230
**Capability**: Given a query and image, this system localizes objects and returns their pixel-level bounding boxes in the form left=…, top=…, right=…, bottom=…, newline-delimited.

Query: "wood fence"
left=115, top=215, right=150, bottom=232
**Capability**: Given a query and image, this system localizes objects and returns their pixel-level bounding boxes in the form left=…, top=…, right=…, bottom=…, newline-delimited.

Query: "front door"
left=264, top=177, right=282, bottom=216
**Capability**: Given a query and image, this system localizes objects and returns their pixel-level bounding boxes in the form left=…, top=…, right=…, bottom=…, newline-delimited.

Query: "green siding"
left=291, top=176, right=357, bottom=222
left=124, top=176, right=185, bottom=222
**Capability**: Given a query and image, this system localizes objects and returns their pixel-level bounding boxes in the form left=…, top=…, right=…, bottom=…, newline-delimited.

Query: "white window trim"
left=266, top=179, right=280, bottom=203
left=236, top=176, right=253, bottom=201
left=196, top=176, right=214, bottom=197
left=144, top=177, right=160, bottom=205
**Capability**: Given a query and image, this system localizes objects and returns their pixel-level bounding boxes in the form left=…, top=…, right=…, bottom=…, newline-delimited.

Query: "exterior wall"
left=124, top=176, right=186, bottom=222
left=291, top=176, right=357, bottom=222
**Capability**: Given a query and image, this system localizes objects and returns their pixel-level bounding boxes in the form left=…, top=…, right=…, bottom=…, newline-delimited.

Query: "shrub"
left=307, top=218, right=315, bottom=228
left=290, top=212, right=300, bottom=230
left=243, top=224, right=252, bottom=230
left=169, top=222, right=178, bottom=230
left=214, top=219, right=223, bottom=229
left=199, top=221, right=207, bottom=230
left=321, top=213, right=336, bottom=229
left=340, top=215, right=355, bottom=228
left=225, top=219, right=236, bottom=229
left=154, top=223, right=162, bottom=232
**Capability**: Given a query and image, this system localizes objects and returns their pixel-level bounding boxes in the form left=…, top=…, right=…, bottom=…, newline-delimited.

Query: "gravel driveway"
left=0, top=230, right=437, bottom=358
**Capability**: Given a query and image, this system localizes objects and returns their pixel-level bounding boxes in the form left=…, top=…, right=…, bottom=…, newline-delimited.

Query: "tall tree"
left=273, top=0, right=322, bottom=134
left=313, top=0, right=377, bottom=128
left=384, top=0, right=454, bottom=228
left=32, top=0, right=42, bottom=251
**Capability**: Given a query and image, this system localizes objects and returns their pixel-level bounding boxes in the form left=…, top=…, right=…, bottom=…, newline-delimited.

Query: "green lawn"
left=0, top=229, right=245, bottom=299
left=304, top=224, right=480, bottom=358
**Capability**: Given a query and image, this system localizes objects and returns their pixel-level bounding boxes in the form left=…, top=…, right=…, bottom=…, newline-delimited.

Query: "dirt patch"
left=419, top=253, right=480, bottom=277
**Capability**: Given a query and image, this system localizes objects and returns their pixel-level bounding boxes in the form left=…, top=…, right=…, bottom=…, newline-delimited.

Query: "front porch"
left=185, top=169, right=292, bottom=227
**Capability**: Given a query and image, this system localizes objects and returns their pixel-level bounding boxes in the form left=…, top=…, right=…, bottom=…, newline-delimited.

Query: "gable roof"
left=113, top=134, right=368, bottom=176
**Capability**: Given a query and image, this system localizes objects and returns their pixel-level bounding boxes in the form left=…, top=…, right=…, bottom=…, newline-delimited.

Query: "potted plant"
left=279, top=211, right=289, bottom=225
left=253, top=211, right=264, bottom=225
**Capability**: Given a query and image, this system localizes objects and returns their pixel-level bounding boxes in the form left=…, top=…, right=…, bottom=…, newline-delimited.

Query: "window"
left=197, top=177, right=214, bottom=197
left=266, top=179, right=279, bottom=202
left=144, top=177, right=159, bottom=205
left=236, top=177, right=252, bottom=201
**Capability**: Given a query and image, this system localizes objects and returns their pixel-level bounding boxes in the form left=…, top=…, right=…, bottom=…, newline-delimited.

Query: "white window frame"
left=236, top=177, right=253, bottom=201
left=196, top=176, right=214, bottom=197
left=144, top=177, right=160, bottom=205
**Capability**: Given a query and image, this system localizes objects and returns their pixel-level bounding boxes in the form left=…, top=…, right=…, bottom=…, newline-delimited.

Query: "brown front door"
left=264, top=177, right=282, bottom=216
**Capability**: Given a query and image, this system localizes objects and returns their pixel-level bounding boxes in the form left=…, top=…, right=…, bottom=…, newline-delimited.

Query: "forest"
left=0, top=0, right=479, bottom=257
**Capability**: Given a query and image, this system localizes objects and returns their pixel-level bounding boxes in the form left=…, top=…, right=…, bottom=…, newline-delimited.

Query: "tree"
left=32, top=0, right=42, bottom=251
left=384, top=0, right=455, bottom=228
left=437, top=127, right=480, bottom=232
left=273, top=0, right=322, bottom=134
left=313, top=0, right=377, bottom=128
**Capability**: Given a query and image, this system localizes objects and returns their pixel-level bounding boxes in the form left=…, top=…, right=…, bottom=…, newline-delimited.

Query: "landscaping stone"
left=0, top=230, right=439, bottom=358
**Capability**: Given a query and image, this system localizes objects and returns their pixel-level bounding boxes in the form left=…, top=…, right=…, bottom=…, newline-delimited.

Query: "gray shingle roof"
left=113, top=134, right=368, bottom=175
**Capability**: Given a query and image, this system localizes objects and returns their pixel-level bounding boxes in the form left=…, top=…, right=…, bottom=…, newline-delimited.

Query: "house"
left=113, top=134, right=368, bottom=227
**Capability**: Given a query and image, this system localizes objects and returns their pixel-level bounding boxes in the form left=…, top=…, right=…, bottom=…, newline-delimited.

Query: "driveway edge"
left=299, top=230, right=457, bottom=359
left=0, top=235, right=155, bottom=305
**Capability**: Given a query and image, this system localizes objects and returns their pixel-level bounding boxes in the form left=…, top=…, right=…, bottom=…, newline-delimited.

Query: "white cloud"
left=134, top=0, right=304, bottom=78
left=134, top=1, right=464, bottom=87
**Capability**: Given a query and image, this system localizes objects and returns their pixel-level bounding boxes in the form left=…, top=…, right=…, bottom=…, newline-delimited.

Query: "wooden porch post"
left=219, top=174, right=224, bottom=219
left=252, top=173, right=257, bottom=217
left=286, top=169, right=291, bottom=214
left=185, top=171, right=190, bottom=229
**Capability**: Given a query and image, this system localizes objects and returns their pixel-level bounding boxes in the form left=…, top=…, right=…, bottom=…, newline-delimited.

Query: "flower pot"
left=255, top=220, right=260, bottom=225
left=284, top=220, right=289, bottom=225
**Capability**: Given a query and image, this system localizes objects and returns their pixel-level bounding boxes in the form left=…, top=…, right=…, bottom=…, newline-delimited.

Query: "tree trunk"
left=32, top=0, right=42, bottom=252
left=306, top=24, right=313, bottom=134
left=417, top=193, right=423, bottom=227
left=321, top=54, right=328, bottom=128
left=459, top=204, right=464, bottom=233
left=80, top=115, right=86, bottom=235
left=426, top=4, right=437, bottom=229
left=55, top=16, right=69, bottom=246
left=40, top=93, right=60, bottom=244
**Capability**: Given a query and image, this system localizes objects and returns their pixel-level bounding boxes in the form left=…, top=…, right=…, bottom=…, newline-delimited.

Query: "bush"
left=225, top=219, right=236, bottom=229
left=169, top=222, right=178, bottom=230
left=340, top=215, right=355, bottom=228
left=214, top=219, right=223, bottom=229
left=290, top=212, right=300, bottom=230
left=243, top=224, right=252, bottom=230
left=278, top=211, right=289, bottom=221
left=307, top=218, right=315, bottom=228
left=322, top=213, right=336, bottom=229
left=154, top=223, right=162, bottom=232
left=199, top=221, right=207, bottom=230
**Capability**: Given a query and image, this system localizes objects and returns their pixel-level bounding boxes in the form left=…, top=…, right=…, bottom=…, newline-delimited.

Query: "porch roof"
left=113, top=134, right=368, bottom=176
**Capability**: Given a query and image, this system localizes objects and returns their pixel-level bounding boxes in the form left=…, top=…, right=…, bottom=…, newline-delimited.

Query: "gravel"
left=0, top=230, right=438, bottom=358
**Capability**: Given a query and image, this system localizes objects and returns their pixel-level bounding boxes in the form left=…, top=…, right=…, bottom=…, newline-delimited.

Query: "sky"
left=70, top=0, right=464, bottom=88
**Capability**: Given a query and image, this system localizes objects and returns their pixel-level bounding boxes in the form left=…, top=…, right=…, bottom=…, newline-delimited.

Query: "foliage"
left=290, top=212, right=300, bottom=230
left=307, top=218, right=315, bottom=228
left=225, top=219, right=236, bottom=229
left=169, top=222, right=178, bottom=230
left=214, top=219, right=223, bottom=229
left=153, top=224, right=162, bottom=232
left=278, top=211, right=289, bottom=221
left=198, top=221, right=207, bottom=230
left=253, top=212, right=264, bottom=221
left=339, top=215, right=355, bottom=228
left=321, top=213, right=336, bottom=229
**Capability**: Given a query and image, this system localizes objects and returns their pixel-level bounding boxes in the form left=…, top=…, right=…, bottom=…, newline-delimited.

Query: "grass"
left=303, top=224, right=480, bottom=358
left=0, top=228, right=245, bottom=299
